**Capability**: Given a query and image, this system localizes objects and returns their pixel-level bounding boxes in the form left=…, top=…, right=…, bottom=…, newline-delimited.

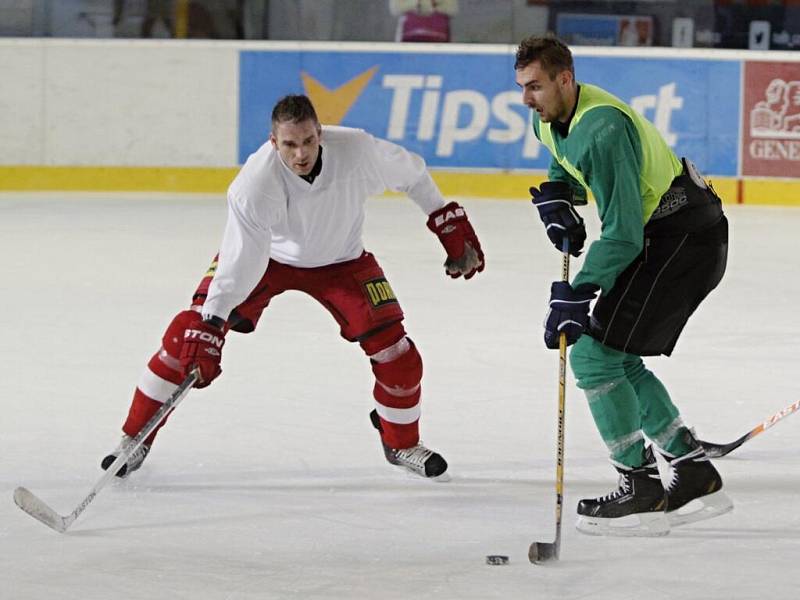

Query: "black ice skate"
left=576, top=447, right=669, bottom=537
left=369, top=410, right=448, bottom=479
left=101, top=434, right=150, bottom=478
left=663, top=441, right=733, bottom=527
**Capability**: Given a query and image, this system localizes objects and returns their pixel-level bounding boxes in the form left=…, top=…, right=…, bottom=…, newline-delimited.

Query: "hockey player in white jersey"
left=102, top=94, right=484, bottom=480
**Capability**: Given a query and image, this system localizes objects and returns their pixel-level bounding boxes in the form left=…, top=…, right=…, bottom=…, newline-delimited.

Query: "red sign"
left=742, top=61, right=800, bottom=177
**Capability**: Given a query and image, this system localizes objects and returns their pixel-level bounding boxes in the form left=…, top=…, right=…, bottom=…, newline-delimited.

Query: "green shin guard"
left=627, top=363, right=692, bottom=456
left=571, top=336, right=692, bottom=466
left=571, top=337, right=645, bottom=467
left=584, top=378, right=646, bottom=467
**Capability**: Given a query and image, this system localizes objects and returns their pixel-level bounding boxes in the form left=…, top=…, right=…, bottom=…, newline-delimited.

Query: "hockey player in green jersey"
left=515, top=36, right=733, bottom=536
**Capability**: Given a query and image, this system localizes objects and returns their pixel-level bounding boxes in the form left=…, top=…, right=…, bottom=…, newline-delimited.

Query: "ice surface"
left=1, top=193, right=798, bottom=599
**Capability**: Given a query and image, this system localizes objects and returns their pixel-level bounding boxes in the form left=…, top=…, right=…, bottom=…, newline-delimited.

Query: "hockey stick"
left=529, top=239, right=570, bottom=564
left=699, top=398, right=800, bottom=458
left=13, top=370, right=198, bottom=533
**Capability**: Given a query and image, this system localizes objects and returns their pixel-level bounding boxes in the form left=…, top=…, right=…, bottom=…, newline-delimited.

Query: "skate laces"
left=598, top=472, right=632, bottom=502
left=665, top=447, right=706, bottom=492
left=117, top=435, right=150, bottom=467
left=393, top=444, right=433, bottom=469
left=665, top=468, right=679, bottom=493
left=128, top=444, right=149, bottom=465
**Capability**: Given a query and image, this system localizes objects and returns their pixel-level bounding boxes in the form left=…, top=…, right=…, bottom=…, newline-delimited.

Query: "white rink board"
left=0, top=41, right=45, bottom=163
left=0, top=39, right=238, bottom=166
left=3, top=38, right=799, bottom=170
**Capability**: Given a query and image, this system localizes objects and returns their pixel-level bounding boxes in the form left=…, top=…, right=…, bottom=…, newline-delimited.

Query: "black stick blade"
left=700, top=437, right=746, bottom=458
left=529, top=541, right=559, bottom=564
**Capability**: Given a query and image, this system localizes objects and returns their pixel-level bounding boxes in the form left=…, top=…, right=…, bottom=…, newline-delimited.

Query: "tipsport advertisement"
left=238, top=49, right=741, bottom=176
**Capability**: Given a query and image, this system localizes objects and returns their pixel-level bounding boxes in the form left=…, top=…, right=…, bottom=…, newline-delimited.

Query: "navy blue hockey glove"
left=543, top=281, right=597, bottom=349
left=530, top=181, right=586, bottom=257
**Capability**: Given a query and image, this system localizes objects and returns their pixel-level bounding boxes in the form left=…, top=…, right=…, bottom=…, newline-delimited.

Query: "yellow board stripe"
left=431, top=171, right=546, bottom=200
left=742, top=179, right=800, bottom=206
left=0, top=166, right=797, bottom=205
left=0, top=166, right=238, bottom=193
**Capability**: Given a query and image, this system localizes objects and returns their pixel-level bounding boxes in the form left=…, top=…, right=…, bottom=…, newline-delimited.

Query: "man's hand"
left=530, top=181, right=586, bottom=257
left=426, top=202, right=485, bottom=279
left=179, top=319, right=226, bottom=388
left=543, top=281, right=597, bottom=349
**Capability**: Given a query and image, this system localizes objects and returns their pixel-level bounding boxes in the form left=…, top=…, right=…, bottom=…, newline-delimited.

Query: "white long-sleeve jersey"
left=202, top=126, right=447, bottom=322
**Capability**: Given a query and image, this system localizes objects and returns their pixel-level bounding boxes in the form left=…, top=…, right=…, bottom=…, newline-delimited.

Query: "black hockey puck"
left=485, top=555, right=509, bottom=566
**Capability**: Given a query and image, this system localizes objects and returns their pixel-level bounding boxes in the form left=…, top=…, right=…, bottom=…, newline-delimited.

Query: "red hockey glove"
left=179, top=319, right=226, bottom=388
left=426, top=202, right=485, bottom=279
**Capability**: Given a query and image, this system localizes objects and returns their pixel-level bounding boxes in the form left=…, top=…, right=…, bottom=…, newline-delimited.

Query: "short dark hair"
left=514, top=36, right=574, bottom=79
left=271, top=95, right=319, bottom=129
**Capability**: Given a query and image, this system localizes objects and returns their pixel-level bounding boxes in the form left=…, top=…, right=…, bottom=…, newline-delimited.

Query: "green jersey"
left=532, top=83, right=682, bottom=293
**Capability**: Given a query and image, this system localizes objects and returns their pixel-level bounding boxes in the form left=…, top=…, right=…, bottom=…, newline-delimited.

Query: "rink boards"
left=1, top=39, right=799, bottom=204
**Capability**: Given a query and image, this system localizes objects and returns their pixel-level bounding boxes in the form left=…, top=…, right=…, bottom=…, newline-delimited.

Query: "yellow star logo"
left=301, top=66, right=379, bottom=125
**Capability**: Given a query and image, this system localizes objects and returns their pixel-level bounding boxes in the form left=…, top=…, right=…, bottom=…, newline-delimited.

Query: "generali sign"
left=743, top=61, right=800, bottom=177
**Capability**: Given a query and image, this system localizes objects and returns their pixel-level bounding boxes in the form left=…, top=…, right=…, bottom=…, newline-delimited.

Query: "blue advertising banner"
left=239, top=50, right=522, bottom=168
left=575, top=56, right=740, bottom=176
left=239, top=49, right=740, bottom=176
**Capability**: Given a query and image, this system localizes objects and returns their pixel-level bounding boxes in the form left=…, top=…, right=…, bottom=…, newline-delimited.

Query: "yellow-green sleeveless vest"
left=537, top=83, right=682, bottom=222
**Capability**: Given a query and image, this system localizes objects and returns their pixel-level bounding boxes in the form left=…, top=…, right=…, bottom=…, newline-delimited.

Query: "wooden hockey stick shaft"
left=529, top=239, right=570, bottom=564
left=551, top=247, right=570, bottom=555
left=13, top=370, right=199, bottom=533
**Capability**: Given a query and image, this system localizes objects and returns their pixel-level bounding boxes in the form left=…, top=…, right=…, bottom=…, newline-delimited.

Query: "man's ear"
left=269, top=132, right=277, bottom=147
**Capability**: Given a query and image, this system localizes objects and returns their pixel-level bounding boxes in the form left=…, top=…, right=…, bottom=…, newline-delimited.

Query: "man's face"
left=270, top=118, right=322, bottom=176
left=515, top=61, right=574, bottom=123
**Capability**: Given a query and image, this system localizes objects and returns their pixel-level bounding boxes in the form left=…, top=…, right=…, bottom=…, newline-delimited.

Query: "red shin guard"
left=121, top=310, right=197, bottom=445
left=122, top=388, right=165, bottom=445
left=369, top=336, right=423, bottom=450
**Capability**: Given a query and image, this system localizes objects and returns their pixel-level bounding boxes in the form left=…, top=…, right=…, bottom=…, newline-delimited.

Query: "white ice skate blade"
left=576, top=511, right=670, bottom=537
left=667, top=489, right=733, bottom=527
left=392, top=465, right=451, bottom=482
